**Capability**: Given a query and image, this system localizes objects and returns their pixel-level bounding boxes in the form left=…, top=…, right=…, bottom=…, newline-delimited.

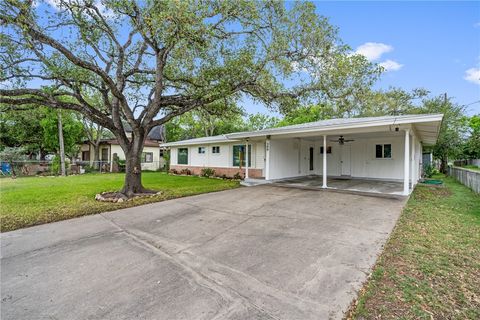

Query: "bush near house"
left=349, top=174, right=480, bottom=319
left=200, top=167, right=215, bottom=178
left=0, top=172, right=239, bottom=232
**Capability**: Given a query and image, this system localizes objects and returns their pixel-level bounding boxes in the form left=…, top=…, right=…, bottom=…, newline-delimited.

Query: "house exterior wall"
left=78, top=143, right=162, bottom=170
left=167, top=131, right=424, bottom=185
left=110, top=144, right=161, bottom=171
left=169, top=141, right=265, bottom=178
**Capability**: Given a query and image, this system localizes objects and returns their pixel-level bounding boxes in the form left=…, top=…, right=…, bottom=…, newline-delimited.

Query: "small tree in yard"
left=0, top=0, right=380, bottom=197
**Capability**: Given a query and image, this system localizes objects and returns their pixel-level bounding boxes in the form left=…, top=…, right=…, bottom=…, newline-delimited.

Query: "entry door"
left=340, top=145, right=351, bottom=176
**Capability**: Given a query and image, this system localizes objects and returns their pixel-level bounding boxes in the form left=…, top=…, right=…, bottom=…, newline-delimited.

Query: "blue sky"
left=18, top=1, right=480, bottom=117
left=245, top=1, right=480, bottom=116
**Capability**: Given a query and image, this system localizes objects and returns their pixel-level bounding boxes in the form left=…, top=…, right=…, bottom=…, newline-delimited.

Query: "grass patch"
left=0, top=172, right=239, bottom=232
left=349, top=174, right=480, bottom=319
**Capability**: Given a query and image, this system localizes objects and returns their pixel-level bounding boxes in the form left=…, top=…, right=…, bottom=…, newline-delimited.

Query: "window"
left=198, top=147, right=206, bottom=154
left=178, top=148, right=188, bottom=165
left=375, top=144, right=392, bottom=159
left=320, top=146, right=332, bottom=154
left=142, top=152, right=153, bottom=163
left=233, top=145, right=251, bottom=167
left=82, top=151, right=90, bottom=161
left=101, top=148, right=109, bottom=161
left=212, top=146, right=220, bottom=154
left=159, top=149, right=165, bottom=158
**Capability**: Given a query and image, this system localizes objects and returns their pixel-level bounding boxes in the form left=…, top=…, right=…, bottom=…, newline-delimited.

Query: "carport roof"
left=161, top=113, right=444, bottom=147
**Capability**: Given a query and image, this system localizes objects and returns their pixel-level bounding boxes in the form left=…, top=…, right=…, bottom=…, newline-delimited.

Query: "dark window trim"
left=232, top=144, right=252, bottom=167
left=178, top=148, right=188, bottom=165
left=142, top=152, right=154, bottom=163
left=212, top=146, right=220, bottom=154
left=320, top=146, right=332, bottom=154
left=375, top=143, right=392, bottom=159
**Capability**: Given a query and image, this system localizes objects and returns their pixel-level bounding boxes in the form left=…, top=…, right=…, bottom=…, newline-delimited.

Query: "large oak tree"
left=0, top=0, right=380, bottom=197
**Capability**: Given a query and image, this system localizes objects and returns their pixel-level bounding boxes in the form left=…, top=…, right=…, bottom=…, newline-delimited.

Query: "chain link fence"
left=0, top=160, right=166, bottom=177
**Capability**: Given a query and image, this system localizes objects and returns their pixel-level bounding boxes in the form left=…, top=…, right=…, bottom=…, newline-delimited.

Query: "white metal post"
left=403, top=129, right=410, bottom=195
left=322, top=135, right=327, bottom=188
left=245, top=139, right=249, bottom=179
left=411, top=134, right=415, bottom=185
left=265, top=137, right=270, bottom=180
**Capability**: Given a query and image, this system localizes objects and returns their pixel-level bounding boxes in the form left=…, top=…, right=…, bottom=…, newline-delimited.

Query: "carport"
left=228, top=114, right=444, bottom=196
left=272, top=176, right=404, bottom=196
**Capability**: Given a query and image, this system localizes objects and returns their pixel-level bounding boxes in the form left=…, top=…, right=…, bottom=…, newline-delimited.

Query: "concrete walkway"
left=1, top=185, right=406, bottom=320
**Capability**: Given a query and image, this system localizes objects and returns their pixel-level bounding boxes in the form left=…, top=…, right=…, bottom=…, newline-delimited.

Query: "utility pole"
left=57, top=111, right=66, bottom=176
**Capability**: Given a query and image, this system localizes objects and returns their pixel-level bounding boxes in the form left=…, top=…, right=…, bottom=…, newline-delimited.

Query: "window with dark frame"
left=82, top=151, right=90, bottom=161
left=198, top=146, right=206, bottom=154
left=142, top=152, right=153, bottom=163
left=178, top=148, right=188, bottom=165
left=101, top=148, right=109, bottom=161
left=375, top=144, right=392, bottom=159
left=232, top=145, right=251, bottom=167
left=320, top=146, right=332, bottom=154
left=212, top=146, right=220, bottom=154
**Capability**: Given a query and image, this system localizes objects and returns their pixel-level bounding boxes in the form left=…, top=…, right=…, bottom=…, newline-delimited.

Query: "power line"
left=463, top=100, right=480, bottom=107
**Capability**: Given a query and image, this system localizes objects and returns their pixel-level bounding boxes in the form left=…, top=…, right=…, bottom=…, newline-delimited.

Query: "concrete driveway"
left=1, top=185, right=405, bottom=320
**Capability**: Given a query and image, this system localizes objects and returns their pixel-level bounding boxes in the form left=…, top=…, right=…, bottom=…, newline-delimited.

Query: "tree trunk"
left=440, top=156, right=448, bottom=174
left=92, top=143, right=100, bottom=169
left=120, top=135, right=154, bottom=197
left=57, top=111, right=66, bottom=176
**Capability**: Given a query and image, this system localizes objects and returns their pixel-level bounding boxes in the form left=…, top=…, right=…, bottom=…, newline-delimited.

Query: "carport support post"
left=322, top=135, right=327, bottom=188
left=403, top=129, right=410, bottom=195
left=245, top=139, right=249, bottom=179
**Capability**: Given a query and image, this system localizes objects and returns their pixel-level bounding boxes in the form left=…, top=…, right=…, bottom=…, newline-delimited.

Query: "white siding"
left=110, top=144, right=161, bottom=170
left=268, top=134, right=419, bottom=181
left=170, top=133, right=424, bottom=182
left=268, top=139, right=302, bottom=179
left=170, top=142, right=265, bottom=170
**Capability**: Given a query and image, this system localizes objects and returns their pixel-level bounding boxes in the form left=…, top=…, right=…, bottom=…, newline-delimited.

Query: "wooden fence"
left=448, top=166, right=480, bottom=194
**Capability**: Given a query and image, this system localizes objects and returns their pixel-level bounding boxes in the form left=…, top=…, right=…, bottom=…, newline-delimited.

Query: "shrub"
left=169, top=168, right=178, bottom=175
left=423, top=164, right=437, bottom=178
left=221, top=174, right=228, bottom=180
left=200, top=167, right=215, bottom=178
left=51, top=155, right=70, bottom=175
left=233, top=172, right=242, bottom=180
left=118, top=160, right=126, bottom=172
left=83, top=165, right=95, bottom=173
left=180, top=168, right=191, bottom=175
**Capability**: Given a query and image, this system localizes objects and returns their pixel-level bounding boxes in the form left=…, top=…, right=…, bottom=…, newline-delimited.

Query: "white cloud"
left=355, top=42, right=393, bottom=61
left=354, top=42, right=403, bottom=72
left=464, top=67, right=480, bottom=85
left=379, top=59, right=403, bottom=72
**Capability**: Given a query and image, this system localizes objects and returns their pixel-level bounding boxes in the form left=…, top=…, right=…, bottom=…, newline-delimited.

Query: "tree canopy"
left=0, top=0, right=381, bottom=196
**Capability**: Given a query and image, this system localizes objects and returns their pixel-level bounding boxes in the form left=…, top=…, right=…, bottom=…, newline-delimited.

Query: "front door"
left=341, top=145, right=351, bottom=176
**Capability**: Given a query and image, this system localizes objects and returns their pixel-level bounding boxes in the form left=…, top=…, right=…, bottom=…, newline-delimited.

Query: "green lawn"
left=0, top=172, right=239, bottom=232
left=349, top=175, right=480, bottom=319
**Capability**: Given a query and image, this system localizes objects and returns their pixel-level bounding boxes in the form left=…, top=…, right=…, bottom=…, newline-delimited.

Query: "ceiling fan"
left=329, top=135, right=354, bottom=145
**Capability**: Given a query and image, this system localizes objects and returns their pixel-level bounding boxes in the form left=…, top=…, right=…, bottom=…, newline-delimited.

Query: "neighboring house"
left=79, top=126, right=166, bottom=171
left=161, top=114, right=444, bottom=195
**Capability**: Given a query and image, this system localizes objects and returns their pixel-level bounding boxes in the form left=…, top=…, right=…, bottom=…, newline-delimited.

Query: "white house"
left=79, top=125, right=166, bottom=171
left=162, top=114, right=444, bottom=195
